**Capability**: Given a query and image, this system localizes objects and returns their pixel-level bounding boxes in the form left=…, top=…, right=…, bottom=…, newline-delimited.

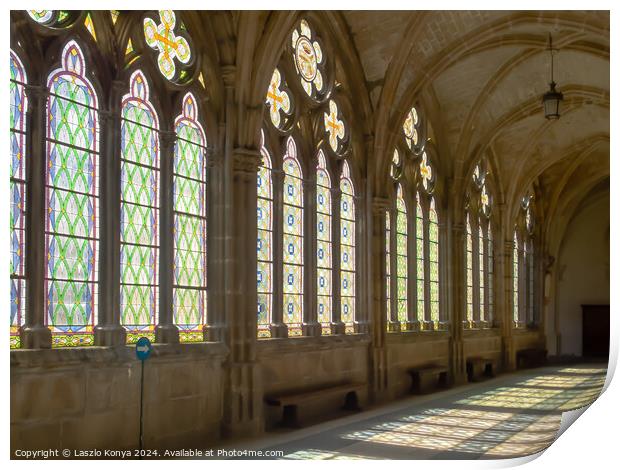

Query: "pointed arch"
left=429, top=197, right=439, bottom=324
left=120, top=69, right=160, bottom=343
left=45, top=40, right=100, bottom=347
left=316, top=150, right=332, bottom=333
left=257, top=130, right=273, bottom=337
left=396, top=183, right=408, bottom=324
left=340, top=160, right=356, bottom=327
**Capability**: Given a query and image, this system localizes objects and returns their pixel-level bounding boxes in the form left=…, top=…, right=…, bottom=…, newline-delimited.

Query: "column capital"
left=372, top=196, right=390, bottom=214
left=206, top=146, right=224, bottom=168
left=221, top=65, right=236, bottom=89
left=159, top=130, right=177, bottom=149
left=452, top=222, right=465, bottom=233
left=24, top=84, right=46, bottom=100
left=232, top=147, right=261, bottom=175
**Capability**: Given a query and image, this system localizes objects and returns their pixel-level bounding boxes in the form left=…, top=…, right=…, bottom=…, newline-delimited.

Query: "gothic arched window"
left=316, top=151, right=332, bottom=333
left=429, top=198, right=439, bottom=324
left=396, top=184, right=408, bottom=325
left=282, top=138, right=304, bottom=336
left=340, top=161, right=356, bottom=328
left=173, top=92, right=207, bottom=342
left=120, top=70, right=160, bottom=343
left=10, top=50, right=28, bottom=348
left=257, top=132, right=273, bottom=338
left=45, top=40, right=100, bottom=347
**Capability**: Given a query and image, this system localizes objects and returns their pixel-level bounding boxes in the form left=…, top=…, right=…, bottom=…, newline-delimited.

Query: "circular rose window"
left=295, top=36, right=318, bottom=82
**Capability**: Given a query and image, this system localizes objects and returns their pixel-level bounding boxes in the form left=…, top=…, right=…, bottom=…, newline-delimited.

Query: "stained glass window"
left=84, top=13, right=97, bottom=41
left=110, top=10, right=120, bottom=25
left=385, top=210, right=391, bottom=323
left=324, top=100, right=345, bottom=153
left=282, top=138, right=303, bottom=336
left=465, top=214, right=473, bottom=323
left=265, top=68, right=291, bottom=129
left=45, top=41, right=99, bottom=347
left=479, top=225, right=485, bottom=322
left=429, top=198, right=439, bottom=324
left=143, top=10, right=191, bottom=81
left=513, top=231, right=519, bottom=324
left=415, top=193, right=424, bottom=321
left=487, top=224, right=494, bottom=323
left=291, top=19, right=324, bottom=97
left=257, top=130, right=273, bottom=338
left=120, top=70, right=159, bottom=343
left=173, top=92, right=207, bottom=343
left=316, top=151, right=332, bottom=335
left=10, top=51, right=28, bottom=349
left=527, top=239, right=534, bottom=324
left=340, top=161, right=355, bottom=329
left=419, top=152, right=433, bottom=192
left=396, top=184, right=408, bottom=325
left=28, top=10, right=54, bottom=23
left=403, top=107, right=419, bottom=149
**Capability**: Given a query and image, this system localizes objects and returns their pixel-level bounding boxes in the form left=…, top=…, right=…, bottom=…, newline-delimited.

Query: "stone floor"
left=226, top=363, right=607, bottom=460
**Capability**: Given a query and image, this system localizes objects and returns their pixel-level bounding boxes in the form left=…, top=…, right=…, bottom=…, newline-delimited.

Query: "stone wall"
left=11, top=343, right=228, bottom=453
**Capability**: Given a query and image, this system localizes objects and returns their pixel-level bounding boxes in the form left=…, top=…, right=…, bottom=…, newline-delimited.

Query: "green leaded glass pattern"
left=487, top=225, right=494, bottom=323
left=466, top=214, right=473, bottom=323
left=120, top=70, right=159, bottom=343
left=10, top=50, right=28, bottom=348
left=340, top=161, right=355, bottom=328
left=316, top=151, right=332, bottom=334
left=257, top=131, right=273, bottom=338
left=385, top=210, right=391, bottom=323
left=415, top=193, right=424, bottom=322
left=396, top=184, right=407, bottom=324
left=479, top=225, right=485, bottom=322
left=282, top=138, right=303, bottom=335
left=429, top=198, right=439, bottom=324
left=174, top=92, right=207, bottom=343
left=45, top=40, right=99, bottom=347
left=513, top=231, right=519, bottom=324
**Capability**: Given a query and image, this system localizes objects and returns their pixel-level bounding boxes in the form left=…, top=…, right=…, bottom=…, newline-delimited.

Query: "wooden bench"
left=265, top=382, right=366, bottom=428
left=466, top=357, right=496, bottom=382
left=517, top=348, right=547, bottom=369
left=408, top=364, right=449, bottom=394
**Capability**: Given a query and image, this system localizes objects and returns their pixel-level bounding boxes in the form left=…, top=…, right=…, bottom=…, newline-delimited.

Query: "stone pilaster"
left=21, top=85, right=51, bottom=349
left=449, top=222, right=467, bottom=385
left=302, top=177, right=321, bottom=337
left=269, top=168, right=287, bottom=338
left=502, top=238, right=516, bottom=371
left=95, top=80, right=126, bottom=346
left=155, top=131, right=180, bottom=344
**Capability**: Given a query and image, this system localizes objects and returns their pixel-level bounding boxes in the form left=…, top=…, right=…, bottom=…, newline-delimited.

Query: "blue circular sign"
left=135, top=337, right=152, bottom=361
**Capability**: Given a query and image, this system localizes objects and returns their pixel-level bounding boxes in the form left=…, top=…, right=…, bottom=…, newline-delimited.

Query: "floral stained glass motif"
left=324, top=100, right=345, bottom=153
left=143, top=10, right=191, bottom=81
left=120, top=70, right=160, bottom=343
left=291, top=19, right=324, bottom=97
left=28, top=10, right=54, bottom=23
left=415, top=193, right=424, bottom=322
left=265, top=68, right=291, bottom=129
left=403, top=106, right=419, bottom=149
left=396, top=184, right=408, bottom=324
left=465, top=214, right=473, bottom=323
left=340, top=161, right=355, bottom=328
left=282, top=138, right=303, bottom=335
left=316, top=152, right=332, bottom=334
left=429, top=198, right=439, bottom=324
left=45, top=41, right=100, bottom=347
left=385, top=210, right=391, bottom=323
left=420, top=152, right=433, bottom=192
left=10, top=51, right=28, bottom=348
left=390, top=149, right=400, bottom=180
left=173, top=92, right=207, bottom=343
left=257, top=130, right=273, bottom=338
left=479, top=225, right=485, bottom=322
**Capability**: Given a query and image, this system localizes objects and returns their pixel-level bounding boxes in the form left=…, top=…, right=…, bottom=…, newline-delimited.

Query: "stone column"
left=303, top=176, right=321, bottom=337
left=223, top=147, right=263, bottom=437
left=437, top=220, right=450, bottom=331
left=95, top=81, right=127, bottom=346
left=330, top=186, right=345, bottom=335
left=354, top=191, right=370, bottom=334
left=503, top=238, right=516, bottom=370
left=155, top=131, right=180, bottom=344
left=204, top=147, right=227, bottom=342
left=449, top=222, right=467, bottom=385
left=21, top=85, right=51, bottom=349
left=269, top=167, right=287, bottom=338
left=370, top=197, right=389, bottom=400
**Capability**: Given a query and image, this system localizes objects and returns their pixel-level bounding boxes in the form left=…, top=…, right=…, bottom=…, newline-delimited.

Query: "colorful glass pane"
left=466, top=213, right=473, bottom=322
left=385, top=211, right=391, bottom=323
left=291, top=19, right=324, bottom=97
left=28, top=10, right=54, bottom=23
left=340, top=161, right=355, bottom=326
left=10, top=51, right=28, bottom=348
left=120, top=70, right=159, bottom=343
left=257, top=130, right=273, bottom=338
left=173, top=92, right=207, bottom=342
left=110, top=10, right=120, bottom=25
left=420, top=152, right=433, bottom=192
left=324, top=100, right=345, bottom=152
left=415, top=193, right=424, bottom=321
left=45, top=41, right=99, bottom=347
left=283, top=138, right=303, bottom=331
left=143, top=10, right=191, bottom=81
left=84, top=13, right=97, bottom=41
left=265, top=68, right=291, bottom=128
left=403, top=107, right=419, bottom=149
left=396, top=184, right=407, bottom=324
left=487, top=225, right=494, bottom=323
left=513, top=231, right=519, bottom=324
left=316, top=151, right=332, bottom=330
left=479, top=225, right=485, bottom=322
left=429, top=198, right=439, bottom=324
